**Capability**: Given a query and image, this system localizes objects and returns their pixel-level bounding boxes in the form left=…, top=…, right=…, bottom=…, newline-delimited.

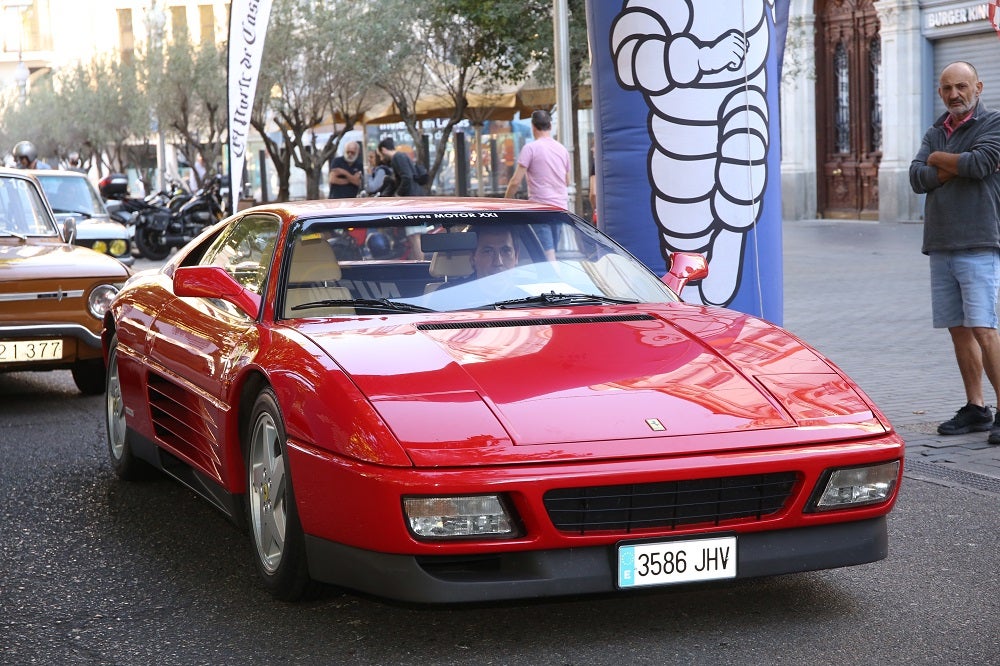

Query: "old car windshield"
left=281, top=210, right=676, bottom=319
left=0, top=175, right=60, bottom=237
left=36, top=174, right=107, bottom=217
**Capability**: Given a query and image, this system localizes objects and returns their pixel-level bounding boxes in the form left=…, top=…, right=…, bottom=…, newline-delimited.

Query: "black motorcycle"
left=129, top=176, right=225, bottom=260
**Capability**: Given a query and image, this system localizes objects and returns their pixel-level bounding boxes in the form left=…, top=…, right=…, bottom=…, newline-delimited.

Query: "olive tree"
left=252, top=0, right=382, bottom=201
left=151, top=34, right=228, bottom=190
left=369, top=0, right=550, bottom=184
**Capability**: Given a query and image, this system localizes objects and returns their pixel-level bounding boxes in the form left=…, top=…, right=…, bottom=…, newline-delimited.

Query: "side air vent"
left=147, top=373, right=217, bottom=460
left=417, top=313, right=655, bottom=331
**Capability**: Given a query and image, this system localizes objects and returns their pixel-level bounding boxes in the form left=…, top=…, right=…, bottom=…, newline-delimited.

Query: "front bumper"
left=0, top=323, right=104, bottom=369
left=304, top=516, right=888, bottom=603
left=0, top=323, right=102, bottom=350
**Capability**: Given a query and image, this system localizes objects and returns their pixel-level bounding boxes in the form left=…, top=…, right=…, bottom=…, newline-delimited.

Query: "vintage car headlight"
left=92, top=240, right=109, bottom=254
left=809, top=461, right=900, bottom=511
left=109, top=239, right=129, bottom=257
left=88, top=284, right=120, bottom=318
left=404, top=495, right=519, bottom=540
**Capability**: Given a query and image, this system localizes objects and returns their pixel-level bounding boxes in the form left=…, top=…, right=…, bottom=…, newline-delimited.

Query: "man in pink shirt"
left=505, top=110, right=570, bottom=259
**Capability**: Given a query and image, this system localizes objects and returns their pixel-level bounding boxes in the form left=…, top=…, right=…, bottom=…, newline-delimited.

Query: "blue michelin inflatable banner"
left=586, top=0, right=790, bottom=323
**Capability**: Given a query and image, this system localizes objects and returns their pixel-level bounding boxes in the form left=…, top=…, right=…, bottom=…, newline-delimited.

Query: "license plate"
left=0, top=339, right=64, bottom=362
left=618, top=536, right=737, bottom=588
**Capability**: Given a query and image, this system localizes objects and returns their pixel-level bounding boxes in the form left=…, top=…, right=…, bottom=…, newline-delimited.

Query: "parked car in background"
left=0, top=168, right=130, bottom=394
left=103, top=197, right=904, bottom=603
left=31, top=170, right=134, bottom=266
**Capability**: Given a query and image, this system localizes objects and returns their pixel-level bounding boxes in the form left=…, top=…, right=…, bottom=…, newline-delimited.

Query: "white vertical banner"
left=227, top=0, right=274, bottom=213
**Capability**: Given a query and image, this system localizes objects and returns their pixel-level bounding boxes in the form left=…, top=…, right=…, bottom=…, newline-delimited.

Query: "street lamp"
left=4, top=0, right=33, bottom=102
left=146, top=0, right=167, bottom=192
left=13, top=59, right=28, bottom=101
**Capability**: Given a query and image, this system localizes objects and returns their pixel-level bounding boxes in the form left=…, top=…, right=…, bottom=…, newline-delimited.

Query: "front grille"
left=543, top=473, right=798, bottom=534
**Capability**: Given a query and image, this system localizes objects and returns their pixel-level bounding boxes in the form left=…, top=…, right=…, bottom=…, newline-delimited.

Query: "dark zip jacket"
left=910, top=101, right=1000, bottom=254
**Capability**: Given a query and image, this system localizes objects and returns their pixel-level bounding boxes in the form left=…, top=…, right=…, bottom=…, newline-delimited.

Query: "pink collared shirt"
left=943, top=108, right=975, bottom=137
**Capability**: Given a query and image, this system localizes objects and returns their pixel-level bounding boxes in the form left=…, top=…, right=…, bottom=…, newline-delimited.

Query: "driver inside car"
left=470, top=226, right=519, bottom=278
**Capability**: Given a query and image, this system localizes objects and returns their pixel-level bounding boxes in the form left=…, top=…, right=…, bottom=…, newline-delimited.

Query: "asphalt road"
left=0, top=363, right=996, bottom=665
left=3, top=230, right=1000, bottom=664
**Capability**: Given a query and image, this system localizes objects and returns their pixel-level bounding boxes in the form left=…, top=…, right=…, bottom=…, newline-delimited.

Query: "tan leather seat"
left=425, top=250, right=473, bottom=293
left=284, top=236, right=353, bottom=317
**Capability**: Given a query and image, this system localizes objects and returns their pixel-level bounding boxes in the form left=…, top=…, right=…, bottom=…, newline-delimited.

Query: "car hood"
left=56, top=215, right=128, bottom=240
left=298, top=304, right=888, bottom=466
left=0, top=240, right=129, bottom=281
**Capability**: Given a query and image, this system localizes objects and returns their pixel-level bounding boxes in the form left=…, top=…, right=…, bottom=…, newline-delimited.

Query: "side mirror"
left=174, top=265, right=261, bottom=318
left=61, top=217, right=78, bottom=245
left=663, top=252, right=708, bottom=295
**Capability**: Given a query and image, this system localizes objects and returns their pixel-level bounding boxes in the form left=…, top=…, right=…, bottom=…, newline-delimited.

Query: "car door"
left=146, top=214, right=280, bottom=484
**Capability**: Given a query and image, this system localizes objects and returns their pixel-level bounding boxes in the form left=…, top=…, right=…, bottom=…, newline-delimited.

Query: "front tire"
left=134, top=226, right=171, bottom=260
left=72, top=358, right=106, bottom=395
left=105, top=335, right=154, bottom=480
left=246, top=387, right=315, bottom=601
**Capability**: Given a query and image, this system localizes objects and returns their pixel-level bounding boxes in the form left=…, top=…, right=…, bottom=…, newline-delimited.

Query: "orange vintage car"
left=0, top=168, right=130, bottom=393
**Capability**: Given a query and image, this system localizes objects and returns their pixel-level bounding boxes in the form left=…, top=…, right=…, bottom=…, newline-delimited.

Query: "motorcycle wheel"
left=134, top=226, right=171, bottom=261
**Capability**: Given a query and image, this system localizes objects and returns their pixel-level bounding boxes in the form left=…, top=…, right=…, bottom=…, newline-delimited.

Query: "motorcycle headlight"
left=88, top=284, right=120, bottom=319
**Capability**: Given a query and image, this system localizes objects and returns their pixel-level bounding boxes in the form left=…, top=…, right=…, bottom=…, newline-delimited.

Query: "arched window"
left=834, top=41, right=850, bottom=154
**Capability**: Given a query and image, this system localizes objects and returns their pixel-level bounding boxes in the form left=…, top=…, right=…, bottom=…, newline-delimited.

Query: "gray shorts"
left=929, top=249, right=1000, bottom=328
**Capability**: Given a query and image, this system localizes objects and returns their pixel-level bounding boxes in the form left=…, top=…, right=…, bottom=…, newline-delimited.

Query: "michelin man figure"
left=611, top=0, right=775, bottom=306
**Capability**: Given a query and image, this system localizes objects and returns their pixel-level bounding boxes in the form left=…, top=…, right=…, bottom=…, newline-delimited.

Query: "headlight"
left=403, top=495, right=519, bottom=540
left=109, top=239, right=129, bottom=257
left=92, top=240, right=108, bottom=254
left=809, top=461, right=900, bottom=511
left=88, top=284, right=120, bottom=318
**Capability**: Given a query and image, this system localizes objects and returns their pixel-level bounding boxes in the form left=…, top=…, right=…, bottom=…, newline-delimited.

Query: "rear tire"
left=245, top=387, right=316, bottom=601
left=134, top=226, right=171, bottom=260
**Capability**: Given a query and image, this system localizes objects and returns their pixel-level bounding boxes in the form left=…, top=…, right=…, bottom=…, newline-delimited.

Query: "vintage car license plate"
left=618, top=536, right=737, bottom=588
left=0, top=339, right=64, bottom=362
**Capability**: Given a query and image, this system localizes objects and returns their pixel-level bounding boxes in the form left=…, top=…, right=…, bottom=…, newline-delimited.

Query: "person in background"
left=377, top=138, right=424, bottom=197
left=66, top=151, right=87, bottom=174
left=378, top=137, right=427, bottom=258
left=909, top=61, right=1000, bottom=445
left=589, top=146, right=597, bottom=226
left=503, top=110, right=570, bottom=260
left=329, top=141, right=363, bottom=198
left=363, top=151, right=395, bottom=197
left=12, top=141, right=51, bottom=170
left=188, top=154, right=206, bottom=192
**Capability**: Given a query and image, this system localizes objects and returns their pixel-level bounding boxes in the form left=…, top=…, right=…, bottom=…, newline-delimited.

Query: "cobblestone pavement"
left=781, top=219, right=1000, bottom=495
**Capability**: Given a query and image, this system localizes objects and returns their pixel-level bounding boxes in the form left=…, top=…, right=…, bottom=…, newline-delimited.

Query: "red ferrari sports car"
left=103, top=197, right=903, bottom=603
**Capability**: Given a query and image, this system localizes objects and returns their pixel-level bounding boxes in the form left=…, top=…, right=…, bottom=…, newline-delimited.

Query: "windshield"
left=0, top=176, right=60, bottom=237
left=36, top=174, right=107, bottom=217
left=280, top=210, right=676, bottom=318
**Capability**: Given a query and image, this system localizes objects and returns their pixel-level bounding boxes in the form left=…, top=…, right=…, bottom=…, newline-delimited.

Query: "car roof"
left=0, top=166, right=41, bottom=184
left=244, top=196, right=567, bottom=222
left=28, top=169, right=91, bottom=179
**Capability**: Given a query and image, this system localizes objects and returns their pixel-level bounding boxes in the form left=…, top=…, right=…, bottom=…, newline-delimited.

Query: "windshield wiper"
left=50, top=208, right=93, bottom=219
left=489, top=292, right=639, bottom=309
left=291, top=298, right=437, bottom=313
left=0, top=229, right=27, bottom=241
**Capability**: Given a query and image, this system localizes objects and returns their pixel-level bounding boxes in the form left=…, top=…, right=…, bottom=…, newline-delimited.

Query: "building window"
left=117, top=8, right=134, bottom=64
left=869, top=36, right=882, bottom=153
left=199, top=5, right=215, bottom=44
left=834, top=41, right=850, bottom=154
left=171, top=6, right=188, bottom=40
